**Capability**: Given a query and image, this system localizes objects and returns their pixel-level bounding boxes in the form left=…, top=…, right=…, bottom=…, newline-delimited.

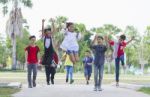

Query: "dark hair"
left=97, top=36, right=104, bottom=40
left=85, top=50, right=91, bottom=53
left=29, top=35, right=36, bottom=40
left=120, top=35, right=126, bottom=40
left=66, top=22, right=74, bottom=28
left=44, top=28, right=51, bottom=33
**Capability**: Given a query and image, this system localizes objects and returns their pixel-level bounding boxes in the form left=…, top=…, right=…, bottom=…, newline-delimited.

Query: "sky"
left=0, top=0, right=150, bottom=38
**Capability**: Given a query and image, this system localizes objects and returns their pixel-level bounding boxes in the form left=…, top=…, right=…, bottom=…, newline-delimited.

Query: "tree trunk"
left=11, top=35, right=17, bottom=70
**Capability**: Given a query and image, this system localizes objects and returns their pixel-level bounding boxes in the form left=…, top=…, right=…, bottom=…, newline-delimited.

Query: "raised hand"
left=131, top=36, right=135, bottom=40
left=104, top=35, right=109, bottom=41
left=42, top=19, right=45, bottom=23
left=94, top=34, right=98, bottom=39
left=49, top=18, right=55, bottom=22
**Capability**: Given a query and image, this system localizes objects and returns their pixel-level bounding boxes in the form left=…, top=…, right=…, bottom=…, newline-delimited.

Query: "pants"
left=115, top=55, right=125, bottom=82
left=94, top=64, right=104, bottom=88
left=45, top=66, right=56, bottom=83
left=27, top=64, right=37, bottom=87
left=66, top=66, right=73, bottom=80
left=84, top=66, right=92, bottom=80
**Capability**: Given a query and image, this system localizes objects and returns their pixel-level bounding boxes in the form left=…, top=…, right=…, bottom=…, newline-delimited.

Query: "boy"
left=83, top=50, right=93, bottom=85
left=25, top=35, right=40, bottom=88
left=91, top=35, right=107, bottom=91
left=108, top=34, right=134, bottom=87
left=62, top=52, right=74, bottom=84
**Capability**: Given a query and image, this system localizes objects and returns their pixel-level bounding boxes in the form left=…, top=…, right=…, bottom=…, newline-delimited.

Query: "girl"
left=41, top=18, right=58, bottom=85
left=60, top=22, right=81, bottom=64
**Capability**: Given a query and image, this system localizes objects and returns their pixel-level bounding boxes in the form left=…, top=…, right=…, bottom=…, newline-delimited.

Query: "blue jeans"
left=66, top=66, right=73, bottom=80
left=84, top=66, right=92, bottom=80
left=115, top=55, right=125, bottom=82
left=27, top=64, right=37, bottom=87
left=94, top=64, right=104, bottom=88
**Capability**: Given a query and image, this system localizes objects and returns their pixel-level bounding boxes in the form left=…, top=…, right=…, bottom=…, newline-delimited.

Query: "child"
left=91, top=35, right=107, bottom=91
left=60, top=22, right=81, bottom=64
left=61, top=52, right=74, bottom=84
left=41, top=18, right=58, bottom=85
left=108, top=34, right=134, bottom=87
left=25, top=35, right=40, bottom=88
left=83, top=50, right=93, bottom=85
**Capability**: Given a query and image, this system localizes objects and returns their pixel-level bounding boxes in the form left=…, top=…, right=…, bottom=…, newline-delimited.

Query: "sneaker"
left=51, top=79, right=54, bottom=84
left=66, top=78, right=68, bottom=83
left=47, top=82, right=50, bottom=85
left=33, top=81, right=36, bottom=87
left=93, top=87, right=97, bottom=91
left=70, top=79, right=74, bottom=84
left=116, top=82, right=119, bottom=87
left=28, top=85, right=32, bottom=88
left=86, top=81, right=89, bottom=85
left=98, top=87, right=103, bottom=91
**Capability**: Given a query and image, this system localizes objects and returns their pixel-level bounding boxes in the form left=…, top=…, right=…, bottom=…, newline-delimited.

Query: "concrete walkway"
left=13, top=84, right=150, bottom=97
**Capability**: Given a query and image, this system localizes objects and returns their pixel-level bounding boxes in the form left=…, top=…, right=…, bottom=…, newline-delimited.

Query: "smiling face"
left=29, top=36, right=36, bottom=44
left=85, top=51, right=90, bottom=57
left=44, top=28, right=52, bottom=37
left=97, top=37, right=103, bottom=44
left=67, top=22, right=74, bottom=32
left=45, top=30, right=52, bottom=37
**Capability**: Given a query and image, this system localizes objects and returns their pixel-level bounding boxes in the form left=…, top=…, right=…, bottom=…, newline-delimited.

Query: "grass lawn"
left=138, top=87, right=150, bottom=95
left=0, top=87, right=21, bottom=97
left=0, top=71, right=150, bottom=84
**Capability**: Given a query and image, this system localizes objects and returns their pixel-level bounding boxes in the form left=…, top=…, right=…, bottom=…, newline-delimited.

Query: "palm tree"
left=0, top=0, right=32, bottom=70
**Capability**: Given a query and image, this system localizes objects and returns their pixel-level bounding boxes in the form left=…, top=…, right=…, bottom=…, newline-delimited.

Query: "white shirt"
left=42, top=36, right=51, bottom=48
left=45, top=38, right=51, bottom=48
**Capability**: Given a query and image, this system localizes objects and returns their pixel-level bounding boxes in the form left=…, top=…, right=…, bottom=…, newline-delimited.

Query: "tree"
left=124, top=26, right=141, bottom=69
left=0, top=0, right=33, bottom=70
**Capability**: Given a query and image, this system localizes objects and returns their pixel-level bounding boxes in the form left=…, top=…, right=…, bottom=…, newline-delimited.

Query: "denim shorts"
left=67, top=50, right=78, bottom=54
left=84, top=67, right=92, bottom=77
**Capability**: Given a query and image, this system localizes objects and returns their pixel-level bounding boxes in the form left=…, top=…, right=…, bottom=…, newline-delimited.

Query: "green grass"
left=138, top=87, right=150, bottom=95
left=0, top=87, right=21, bottom=97
left=0, top=72, right=150, bottom=84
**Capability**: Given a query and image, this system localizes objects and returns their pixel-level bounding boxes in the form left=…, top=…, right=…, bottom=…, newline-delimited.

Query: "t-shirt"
left=91, top=45, right=107, bottom=66
left=25, top=45, right=40, bottom=64
left=60, top=31, right=81, bottom=51
left=109, top=40, right=126, bottom=57
left=83, top=56, right=93, bottom=68
left=42, top=36, right=51, bottom=48
left=62, top=53, right=73, bottom=66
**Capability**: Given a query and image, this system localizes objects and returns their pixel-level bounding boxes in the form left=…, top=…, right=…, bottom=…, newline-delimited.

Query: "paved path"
left=13, top=84, right=150, bottom=97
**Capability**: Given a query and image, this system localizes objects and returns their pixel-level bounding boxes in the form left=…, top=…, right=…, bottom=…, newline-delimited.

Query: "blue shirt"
left=83, top=56, right=93, bottom=68
left=91, top=45, right=107, bottom=66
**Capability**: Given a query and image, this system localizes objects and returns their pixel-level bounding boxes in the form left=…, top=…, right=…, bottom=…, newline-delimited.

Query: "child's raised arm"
left=41, top=19, right=45, bottom=38
left=126, top=36, right=134, bottom=45
left=91, top=34, right=98, bottom=46
left=50, top=18, right=56, bottom=35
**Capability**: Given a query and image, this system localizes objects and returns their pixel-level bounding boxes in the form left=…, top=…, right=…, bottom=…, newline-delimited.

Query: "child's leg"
left=120, top=55, right=124, bottom=65
left=115, top=57, right=120, bottom=85
left=69, top=66, right=73, bottom=80
left=98, top=64, right=104, bottom=90
left=120, top=55, right=126, bottom=69
left=94, top=65, right=98, bottom=89
left=50, top=67, right=56, bottom=84
left=68, top=50, right=76, bottom=64
left=66, top=66, right=69, bottom=81
left=74, top=52, right=79, bottom=62
left=88, top=69, right=92, bottom=81
left=27, top=64, right=32, bottom=88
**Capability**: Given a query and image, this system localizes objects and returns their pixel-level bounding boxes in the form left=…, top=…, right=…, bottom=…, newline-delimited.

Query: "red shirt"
left=25, top=45, right=40, bottom=64
left=109, top=40, right=126, bottom=57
